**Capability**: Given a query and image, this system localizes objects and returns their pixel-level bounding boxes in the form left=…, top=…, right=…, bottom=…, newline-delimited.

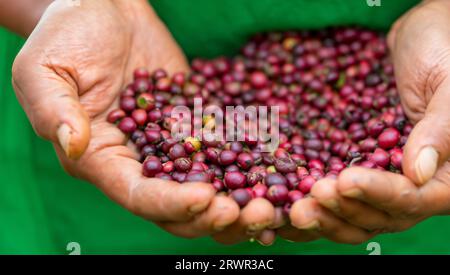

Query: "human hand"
left=11, top=0, right=253, bottom=241
left=301, top=0, right=450, bottom=242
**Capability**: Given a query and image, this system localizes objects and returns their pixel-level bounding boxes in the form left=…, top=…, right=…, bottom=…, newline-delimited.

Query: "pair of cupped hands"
left=11, top=0, right=450, bottom=245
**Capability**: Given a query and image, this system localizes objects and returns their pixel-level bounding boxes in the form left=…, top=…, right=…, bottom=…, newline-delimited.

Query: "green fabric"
left=3, top=0, right=448, bottom=255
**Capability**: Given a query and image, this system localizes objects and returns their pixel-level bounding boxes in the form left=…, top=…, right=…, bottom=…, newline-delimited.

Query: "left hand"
left=11, top=0, right=279, bottom=245
left=287, top=0, right=450, bottom=244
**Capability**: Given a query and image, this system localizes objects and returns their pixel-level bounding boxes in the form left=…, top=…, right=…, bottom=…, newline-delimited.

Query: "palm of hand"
left=46, top=1, right=190, bottom=207
left=14, top=0, right=278, bottom=244
left=14, top=0, right=221, bottom=225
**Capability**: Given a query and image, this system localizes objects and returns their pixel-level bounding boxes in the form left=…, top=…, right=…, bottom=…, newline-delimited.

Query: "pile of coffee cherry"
left=107, top=27, right=411, bottom=213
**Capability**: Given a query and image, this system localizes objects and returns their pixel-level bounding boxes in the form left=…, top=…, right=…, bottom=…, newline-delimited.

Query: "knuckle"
left=11, top=54, right=26, bottom=83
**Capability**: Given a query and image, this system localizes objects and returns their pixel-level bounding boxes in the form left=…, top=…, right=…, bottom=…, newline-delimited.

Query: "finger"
left=403, top=77, right=450, bottom=185
left=290, top=198, right=374, bottom=244
left=387, top=2, right=421, bottom=51
left=277, top=224, right=320, bottom=243
left=268, top=207, right=288, bottom=229
left=256, top=230, right=276, bottom=246
left=387, top=17, right=403, bottom=50
left=58, top=132, right=216, bottom=222
left=336, top=167, right=424, bottom=218
left=312, top=178, right=395, bottom=231
left=158, top=195, right=240, bottom=238
left=212, top=198, right=275, bottom=245
left=12, top=60, right=90, bottom=159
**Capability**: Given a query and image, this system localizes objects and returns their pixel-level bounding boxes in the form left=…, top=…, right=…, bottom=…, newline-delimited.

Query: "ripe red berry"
left=107, top=109, right=126, bottom=123
left=308, top=159, right=325, bottom=171
left=390, top=148, right=403, bottom=170
left=168, top=144, right=187, bottom=160
left=378, top=128, right=400, bottom=149
left=143, top=156, right=162, bottom=177
left=148, top=109, right=162, bottom=123
left=264, top=173, right=288, bottom=186
left=288, top=190, right=304, bottom=203
left=250, top=71, right=268, bottom=88
left=224, top=171, right=247, bottom=190
left=298, top=176, right=316, bottom=194
left=162, top=161, right=174, bottom=173
left=368, top=120, right=385, bottom=138
left=230, top=188, right=252, bottom=207
left=118, top=117, right=137, bottom=134
left=369, top=148, right=390, bottom=168
left=252, top=184, right=268, bottom=198
left=212, top=178, right=225, bottom=191
left=236, top=153, right=254, bottom=170
left=133, top=67, right=150, bottom=79
left=219, top=150, right=237, bottom=166
left=266, top=185, right=289, bottom=206
left=144, top=130, right=161, bottom=144
left=131, top=109, right=148, bottom=126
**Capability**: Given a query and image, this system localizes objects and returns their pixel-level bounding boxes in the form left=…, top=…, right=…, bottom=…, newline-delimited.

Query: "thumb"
left=403, top=77, right=450, bottom=185
left=12, top=61, right=90, bottom=159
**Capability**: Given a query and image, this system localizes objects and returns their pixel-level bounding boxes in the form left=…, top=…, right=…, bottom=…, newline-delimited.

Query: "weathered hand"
left=12, top=0, right=243, bottom=240
left=308, top=0, right=450, bottom=240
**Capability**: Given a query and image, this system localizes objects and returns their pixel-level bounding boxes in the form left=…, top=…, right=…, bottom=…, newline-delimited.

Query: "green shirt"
left=4, top=0, right=448, bottom=255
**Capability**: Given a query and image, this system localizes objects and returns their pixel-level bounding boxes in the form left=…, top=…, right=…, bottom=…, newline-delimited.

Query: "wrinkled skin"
left=286, top=0, right=450, bottom=244
left=11, top=0, right=280, bottom=245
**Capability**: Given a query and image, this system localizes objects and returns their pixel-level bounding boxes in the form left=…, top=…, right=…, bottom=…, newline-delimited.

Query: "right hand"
left=12, top=0, right=279, bottom=243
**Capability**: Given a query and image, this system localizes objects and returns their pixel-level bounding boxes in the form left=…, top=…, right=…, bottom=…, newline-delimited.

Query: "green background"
left=3, top=0, right=448, bottom=255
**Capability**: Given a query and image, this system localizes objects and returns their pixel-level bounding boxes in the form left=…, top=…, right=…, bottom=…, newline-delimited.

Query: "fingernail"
left=415, top=146, right=438, bottom=184
left=341, top=188, right=363, bottom=199
left=57, top=123, right=72, bottom=157
left=247, top=222, right=270, bottom=232
left=213, top=221, right=228, bottom=232
left=322, top=199, right=340, bottom=212
left=256, top=239, right=274, bottom=247
left=247, top=223, right=263, bottom=231
left=214, top=225, right=225, bottom=232
left=297, top=220, right=320, bottom=230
